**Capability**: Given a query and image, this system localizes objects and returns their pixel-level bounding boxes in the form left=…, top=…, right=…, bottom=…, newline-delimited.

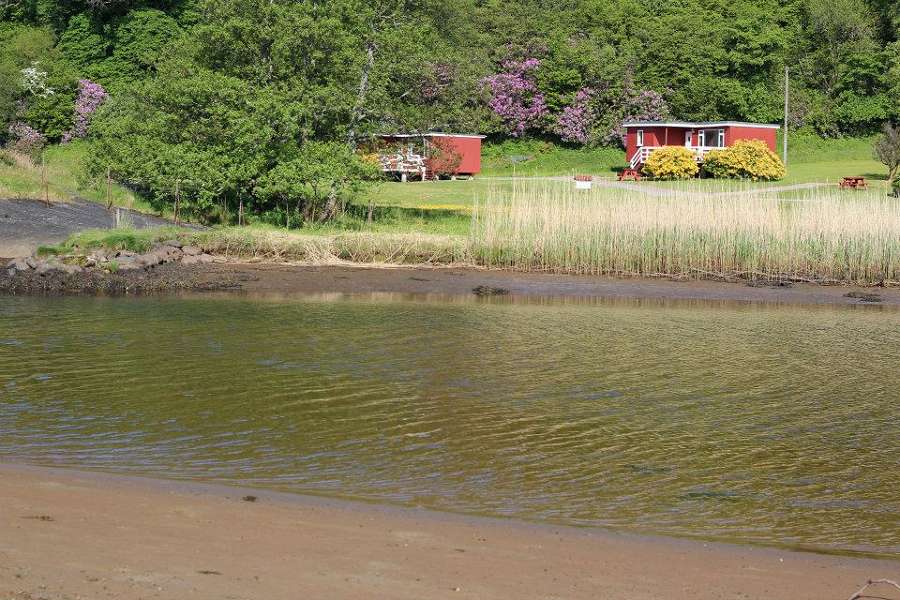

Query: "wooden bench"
left=839, top=176, right=867, bottom=190
left=618, top=169, right=641, bottom=182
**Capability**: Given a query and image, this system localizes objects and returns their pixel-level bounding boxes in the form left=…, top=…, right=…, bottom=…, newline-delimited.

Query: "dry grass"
left=57, top=180, right=900, bottom=285
left=193, top=228, right=469, bottom=265
left=470, top=181, right=900, bottom=284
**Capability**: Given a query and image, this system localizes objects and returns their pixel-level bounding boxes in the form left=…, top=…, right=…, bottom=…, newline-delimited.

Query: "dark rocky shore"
left=3, top=240, right=899, bottom=305
left=1, top=240, right=247, bottom=294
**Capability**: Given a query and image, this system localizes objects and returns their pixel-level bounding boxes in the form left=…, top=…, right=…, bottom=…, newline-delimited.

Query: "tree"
left=873, top=123, right=900, bottom=184
left=254, top=141, right=379, bottom=225
left=87, top=62, right=273, bottom=220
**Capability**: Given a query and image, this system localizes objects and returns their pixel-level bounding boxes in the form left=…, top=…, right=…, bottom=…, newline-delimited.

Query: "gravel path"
left=481, top=176, right=829, bottom=197
left=0, top=198, right=182, bottom=257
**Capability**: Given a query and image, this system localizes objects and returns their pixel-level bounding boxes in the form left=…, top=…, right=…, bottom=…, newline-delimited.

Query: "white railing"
left=629, top=146, right=721, bottom=168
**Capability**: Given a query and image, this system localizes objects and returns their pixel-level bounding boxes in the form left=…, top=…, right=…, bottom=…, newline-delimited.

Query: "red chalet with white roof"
left=376, top=133, right=485, bottom=181
left=623, top=121, right=780, bottom=170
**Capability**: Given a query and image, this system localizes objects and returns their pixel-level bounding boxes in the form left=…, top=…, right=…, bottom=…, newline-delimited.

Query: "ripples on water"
left=1, top=294, right=899, bottom=556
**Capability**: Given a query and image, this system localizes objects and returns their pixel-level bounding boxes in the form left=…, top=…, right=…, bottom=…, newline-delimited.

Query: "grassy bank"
left=55, top=177, right=900, bottom=285
left=471, top=182, right=900, bottom=284
left=0, top=142, right=151, bottom=210
left=58, top=226, right=469, bottom=265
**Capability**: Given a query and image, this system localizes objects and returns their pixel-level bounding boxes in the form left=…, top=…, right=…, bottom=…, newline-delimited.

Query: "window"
left=636, top=130, right=644, bottom=146
left=685, top=131, right=693, bottom=146
left=700, top=128, right=725, bottom=147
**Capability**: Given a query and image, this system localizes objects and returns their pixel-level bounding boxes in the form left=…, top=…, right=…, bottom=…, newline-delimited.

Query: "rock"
left=60, top=263, right=82, bottom=275
left=162, top=239, right=183, bottom=249
left=6, top=268, right=14, bottom=278
left=182, top=245, right=202, bottom=256
left=116, top=249, right=135, bottom=258
left=6, top=258, right=32, bottom=272
left=24, top=256, right=38, bottom=269
left=472, top=285, right=510, bottom=297
left=181, top=254, right=200, bottom=265
left=114, top=258, right=142, bottom=271
left=212, top=255, right=227, bottom=263
left=141, top=251, right=165, bottom=267
left=197, top=253, right=215, bottom=264
left=35, top=259, right=62, bottom=276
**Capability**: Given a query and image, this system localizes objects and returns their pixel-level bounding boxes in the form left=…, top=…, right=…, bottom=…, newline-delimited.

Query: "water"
left=1, top=293, right=899, bottom=557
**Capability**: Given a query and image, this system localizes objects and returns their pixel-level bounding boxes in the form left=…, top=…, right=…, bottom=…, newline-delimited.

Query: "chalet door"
left=685, top=131, right=693, bottom=147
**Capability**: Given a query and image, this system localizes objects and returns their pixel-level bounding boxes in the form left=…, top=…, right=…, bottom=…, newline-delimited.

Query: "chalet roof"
left=622, top=121, right=780, bottom=129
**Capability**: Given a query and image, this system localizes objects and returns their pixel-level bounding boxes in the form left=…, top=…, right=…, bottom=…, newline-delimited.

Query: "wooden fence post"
left=106, top=166, right=112, bottom=210
left=41, top=153, right=49, bottom=206
left=174, top=179, right=181, bottom=225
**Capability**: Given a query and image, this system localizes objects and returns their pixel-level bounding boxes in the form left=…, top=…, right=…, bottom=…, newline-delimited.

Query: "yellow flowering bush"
left=642, top=146, right=699, bottom=180
left=703, top=140, right=786, bottom=181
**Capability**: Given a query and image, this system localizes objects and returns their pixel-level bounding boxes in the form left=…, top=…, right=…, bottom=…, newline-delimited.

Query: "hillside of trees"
left=2, top=0, right=899, bottom=221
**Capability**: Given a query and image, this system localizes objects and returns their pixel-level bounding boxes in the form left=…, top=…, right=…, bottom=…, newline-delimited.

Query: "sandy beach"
left=1, top=463, right=898, bottom=600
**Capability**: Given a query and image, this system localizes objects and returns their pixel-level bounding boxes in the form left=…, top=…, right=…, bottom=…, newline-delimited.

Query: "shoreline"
left=2, top=260, right=900, bottom=306
left=2, top=463, right=898, bottom=600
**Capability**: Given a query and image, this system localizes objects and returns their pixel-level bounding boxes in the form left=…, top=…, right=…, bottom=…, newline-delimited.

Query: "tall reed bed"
left=470, top=182, right=900, bottom=284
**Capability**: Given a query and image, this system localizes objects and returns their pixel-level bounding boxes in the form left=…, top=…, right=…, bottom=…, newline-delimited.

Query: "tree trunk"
left=347, top=39, right=376, bottom=149
left=320, top=183, right=339, bottom=222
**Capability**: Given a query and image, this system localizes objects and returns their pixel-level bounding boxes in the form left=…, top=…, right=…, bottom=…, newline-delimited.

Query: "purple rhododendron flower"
left=62, top=79, right=108, bottom=142
left=8, top=122, right=46, bottom=156
left=557, top=88, right=595, bottom=144
left=481, top=58, right=548, bottom=137
left=606, top=86, right=669, bottom=146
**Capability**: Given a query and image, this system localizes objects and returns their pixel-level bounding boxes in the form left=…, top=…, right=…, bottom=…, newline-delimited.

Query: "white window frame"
left=699, top=128, right=726, bottom=148
left=636, top=130, right=644, bottom=146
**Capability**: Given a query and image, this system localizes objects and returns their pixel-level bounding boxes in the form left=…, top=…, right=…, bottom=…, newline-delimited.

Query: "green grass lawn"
left=0, top=142, right=151, bottom=211
left=481, top=139, right=624, bottom=177
left=365, top=134, right=890, bottom=211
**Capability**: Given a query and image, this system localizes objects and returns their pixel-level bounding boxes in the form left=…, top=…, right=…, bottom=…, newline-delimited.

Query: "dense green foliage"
left=2, top=0, right=899, bottom=221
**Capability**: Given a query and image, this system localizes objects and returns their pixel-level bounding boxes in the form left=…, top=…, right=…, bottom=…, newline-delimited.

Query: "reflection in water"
left=1, top=294, right=898, bottom=556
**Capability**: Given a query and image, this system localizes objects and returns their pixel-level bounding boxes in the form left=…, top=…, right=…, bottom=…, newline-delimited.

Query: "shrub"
left=7, top=121, right=45, bottom=158
left=642, top=146, right=699, bottom=180
left=703, top=140, right=786, bottom=181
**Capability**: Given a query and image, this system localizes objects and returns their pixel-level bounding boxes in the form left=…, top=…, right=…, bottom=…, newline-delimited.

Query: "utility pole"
left=783, top=66, right=789, bottom=166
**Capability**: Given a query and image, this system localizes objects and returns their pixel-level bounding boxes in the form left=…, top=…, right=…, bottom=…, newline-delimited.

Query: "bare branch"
left=847, top=579, right=900, bottom=600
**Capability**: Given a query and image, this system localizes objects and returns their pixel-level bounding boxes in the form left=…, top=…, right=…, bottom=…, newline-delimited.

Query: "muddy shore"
left=1, top=463, right=898, bottom=600
left=2, top=260, right=899, bottom=306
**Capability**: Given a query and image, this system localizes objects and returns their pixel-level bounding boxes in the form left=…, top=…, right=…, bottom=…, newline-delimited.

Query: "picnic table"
left=839, top=176, right=867, bottom=190
left=618, top=169, right=641, bottom=182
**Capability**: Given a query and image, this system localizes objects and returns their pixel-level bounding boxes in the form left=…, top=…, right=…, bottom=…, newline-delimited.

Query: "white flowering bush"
left=20, top=63, right=55, bottom=98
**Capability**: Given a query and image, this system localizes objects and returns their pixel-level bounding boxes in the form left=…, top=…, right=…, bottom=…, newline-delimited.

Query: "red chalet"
left=376, top=133, right=485, bottom=181
left=623, top=121, right=780, bottom=170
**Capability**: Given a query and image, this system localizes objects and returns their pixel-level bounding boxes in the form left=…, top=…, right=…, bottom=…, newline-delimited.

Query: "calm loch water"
left=1, top=294, right=899, bottom=556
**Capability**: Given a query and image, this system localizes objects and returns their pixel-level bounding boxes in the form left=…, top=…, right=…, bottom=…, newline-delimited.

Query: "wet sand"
left=188, top=262, right=900, bottom=307
left=3, top=260, right=899, bottom=305
left=1, top=463, right=898, bottom=600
